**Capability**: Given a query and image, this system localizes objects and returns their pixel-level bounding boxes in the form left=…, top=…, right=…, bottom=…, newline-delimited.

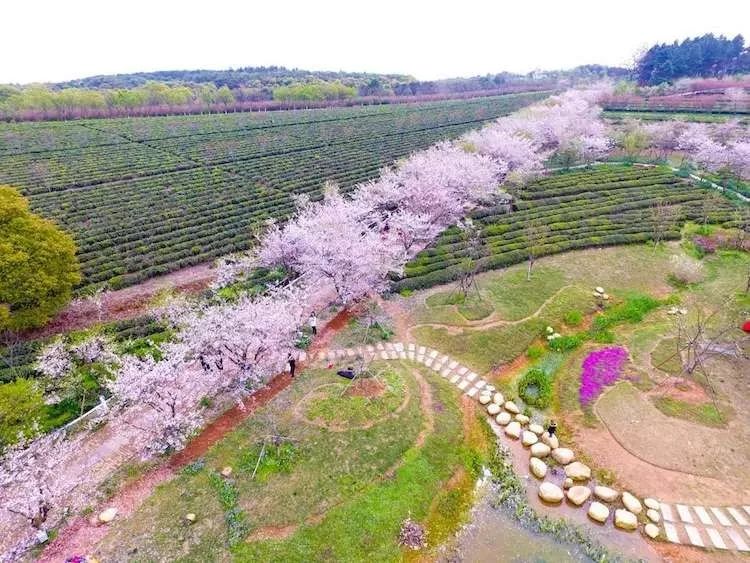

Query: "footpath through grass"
left=94, top=361, right=490, bottom=562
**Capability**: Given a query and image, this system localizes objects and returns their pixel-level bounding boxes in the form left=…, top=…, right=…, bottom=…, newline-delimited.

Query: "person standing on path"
left=309, top=312, right=317, bottom=336
left=547, top=420, right=557, bottom=437
left=288, top=353, right=296, bottom=378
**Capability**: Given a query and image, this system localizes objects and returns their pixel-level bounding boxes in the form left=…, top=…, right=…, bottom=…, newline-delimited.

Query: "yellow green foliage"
left=0, top=186, right=80, bottom=330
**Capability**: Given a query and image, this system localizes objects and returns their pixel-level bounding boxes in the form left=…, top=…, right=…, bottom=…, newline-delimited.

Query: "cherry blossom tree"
left=260, top=187, right=403, bottom=304
left=107, top=345, right=206, bottom=456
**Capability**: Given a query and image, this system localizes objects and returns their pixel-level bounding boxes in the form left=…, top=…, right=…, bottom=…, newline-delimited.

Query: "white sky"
left=3, top=0, right=749, bottom=84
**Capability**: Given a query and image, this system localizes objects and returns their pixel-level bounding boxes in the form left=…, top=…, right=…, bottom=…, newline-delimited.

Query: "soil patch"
left=346, top=377, right=386, bottom=398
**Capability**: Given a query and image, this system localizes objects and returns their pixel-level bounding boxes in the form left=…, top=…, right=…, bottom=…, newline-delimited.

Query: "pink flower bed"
left=579, top=346, right=628, bottom=405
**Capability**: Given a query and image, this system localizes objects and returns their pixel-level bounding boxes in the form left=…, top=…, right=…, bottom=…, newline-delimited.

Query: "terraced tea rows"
left=397, top=166, right=742, bottom=290
left=0, top=92, right=546, bottom=290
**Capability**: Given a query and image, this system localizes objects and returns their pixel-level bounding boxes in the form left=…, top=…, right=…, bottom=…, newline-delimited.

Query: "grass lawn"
left=94, top=361, right=489, bottom=562
left=651, top=396, right=727, bottom=428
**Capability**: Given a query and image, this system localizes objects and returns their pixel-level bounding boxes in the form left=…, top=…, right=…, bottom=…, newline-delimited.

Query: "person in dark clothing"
left=288, top=354, right=296, bottom=378
left=309, top=313, right=318, bottom=336
left=199, top=354, right=211, bottom=372
left=547, top=420, right=557, bottom=437
left=336, top=366, right=355, bottom=379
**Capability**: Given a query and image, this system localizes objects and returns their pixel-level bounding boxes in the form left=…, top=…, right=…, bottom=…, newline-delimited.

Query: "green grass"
left=481, top=267, right=567, bottom=321
left=650, top=337, right=682, bottom=375
left=95, top=361, right=486, bottom=561
left=304, top=368, right=405, bottom=427
left=651, top=396, right=727, bottom=427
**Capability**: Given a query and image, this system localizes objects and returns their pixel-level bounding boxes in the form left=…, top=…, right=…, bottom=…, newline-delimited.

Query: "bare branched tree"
left=456, top=218, right=486, bottom=297
left=523, top=219, right=550, bottom=281
left=650, top=200, right=679, bottom=247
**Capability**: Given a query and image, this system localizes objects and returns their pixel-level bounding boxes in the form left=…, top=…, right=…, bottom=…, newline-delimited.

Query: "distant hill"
left=54, top=66, right=415, bottom=91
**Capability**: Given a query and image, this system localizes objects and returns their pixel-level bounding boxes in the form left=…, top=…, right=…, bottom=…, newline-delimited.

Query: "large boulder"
left=614, top=509, right=638, bottom=531
left=644, top=497, right=660, bottom=511
left=496, top=412, right=511, bottom=425
left=505, top=421, right=522, bottom=439
left=541, top=433, right=559, bottom=449
left=515, top=414, right=530, bottom=424
left=566, top=486, right=592, bottom=506
left=530, top=443, right=551, bottom=458
left=530, top=457, right=548, bottom=479
left=622, top=492, right=643, bottom=515
left=521, top=431, right=538, bottom=446
left=528, top=423, right=545, bottom=436
left=99, top=508, right=118, bottom=524
left=538, top=482, right=564, bottom=503
left=487, top=403, right=501, bottom=415
left=646, top=509, right=660, bottom=523
left=593, top=486, right=619, bottom=503
left=564, top=461, right=591, bottom=481
left=478, top=394, right=492, bottom=405
left=644, top=523, right=660, bottom=539
left=493, top=392, right=504, bottom=405
left=504, top=401, right=520, bottom=414
left=563, top=477, right=574, bottom=490
left=588, top=502, right=609, bottom=523
left=551, top=448, right=574, bottom=465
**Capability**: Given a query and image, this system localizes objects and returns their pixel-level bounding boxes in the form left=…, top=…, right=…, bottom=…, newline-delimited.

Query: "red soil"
left=38, top=308, right=352, bottom=562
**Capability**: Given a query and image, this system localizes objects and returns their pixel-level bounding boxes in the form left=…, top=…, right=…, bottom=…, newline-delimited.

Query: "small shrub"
left=668, top=255, right=705, bottom=286
left=563, top=310, right=583, bottom=327
left=548, top=334, right=583, bottom=352
left=526, top=344, right=545, bottom=360
left=398, top=517, right=427, bottom=550
left=517, top=368, right=553, bottom=409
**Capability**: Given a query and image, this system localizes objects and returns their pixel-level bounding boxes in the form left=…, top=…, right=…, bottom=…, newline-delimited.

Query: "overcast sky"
left=4, top=0, right=749, bottom=84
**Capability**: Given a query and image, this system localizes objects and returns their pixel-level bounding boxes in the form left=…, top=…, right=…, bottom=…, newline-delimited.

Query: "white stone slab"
left=424, top=358, right=434, bottom=367
left=376, top=342, right=385, bottom=351
left=450, top=374, right=461, bottom=384
left=726, top=528, right=750, bottom=552
left=440, top=368, right=452, bottom=378
left=418, top=346, right=426, bottom=355
left=457, top=380, right=469, bottom=390
left=693, top=506, right=713, bottom=526
left=711, top=507, right=732, bottom=526
left=380, top=351, right=389, bottom=360
left=728, top=507, right=749, bottom=526
left=408, top=343, right=415, bottom=351
left=663, top=522, right=680, bottom=543
left=407, top=351, right=415, bottom=361
left=466, top=372, right=478, bottom=382
left=416, top=354, right=424, bottom=363
left=457, top=367, right=469, bottom=375
left=684, top=525, right=704, bottom=547
left=384, top=342, right=394, bottom=351
left=399, top=351, right=407, bottom=359
left=676, top=504, right=694, bottom=524
left=474, top=380, right=486, bottom=389
left=394, top=342, right=404, bottom=351
left=448, top=360, right=458, bottom=369
left=429, top=349, right=438, bottom=359
left=706, top=527, right=727, bottom=549
left=467, top=387, right=478, bottom=397
left=661, top=504, right=675, bottom=522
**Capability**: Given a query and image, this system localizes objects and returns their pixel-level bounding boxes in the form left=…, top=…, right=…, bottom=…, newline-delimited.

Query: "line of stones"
left=311, top=341, right=750, bottom=552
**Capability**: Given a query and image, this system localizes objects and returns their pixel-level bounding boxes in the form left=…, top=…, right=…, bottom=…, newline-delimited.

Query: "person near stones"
left=288, top=353, right=296, bottom=378
left=336, top=366, right=355, bottom=380
left=547, top=420, right=557, bottom=437
left=309, top=312, right=318, bottom=336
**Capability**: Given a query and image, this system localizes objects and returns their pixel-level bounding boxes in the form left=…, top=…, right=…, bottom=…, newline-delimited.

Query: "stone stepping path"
left=659, top=503, right=750, bottom=552
left=310, top=341, right=750, bottom=554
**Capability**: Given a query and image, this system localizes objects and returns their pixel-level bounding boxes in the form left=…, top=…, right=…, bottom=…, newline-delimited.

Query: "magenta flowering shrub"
left=579, top=346, right=628, bottom=405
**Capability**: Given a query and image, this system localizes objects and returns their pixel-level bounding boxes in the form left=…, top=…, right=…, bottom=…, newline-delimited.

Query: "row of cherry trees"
left=0, top=86, right=614, bottom=558
left=618, top=118, right=750, bottom=180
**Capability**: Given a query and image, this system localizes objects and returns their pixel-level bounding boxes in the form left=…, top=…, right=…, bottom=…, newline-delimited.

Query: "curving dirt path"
left=23, top=262, right=217, bottom=340
left=404, top=284, right=575, bottom=341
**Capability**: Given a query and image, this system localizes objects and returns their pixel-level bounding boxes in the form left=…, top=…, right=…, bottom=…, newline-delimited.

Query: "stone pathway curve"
left=304, top=340, right=750, bottom=554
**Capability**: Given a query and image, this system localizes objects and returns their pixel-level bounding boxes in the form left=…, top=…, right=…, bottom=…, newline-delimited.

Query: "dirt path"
left=404, top=284, right=575, bottom=341
left=37, top=307, right=349, bottom=562
left=24, top=262, right=217, bottom=339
